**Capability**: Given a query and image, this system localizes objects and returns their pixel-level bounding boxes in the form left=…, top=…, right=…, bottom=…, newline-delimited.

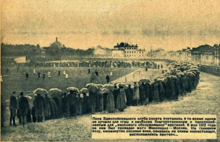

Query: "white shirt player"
left=65, top=73, right=68, bottom=79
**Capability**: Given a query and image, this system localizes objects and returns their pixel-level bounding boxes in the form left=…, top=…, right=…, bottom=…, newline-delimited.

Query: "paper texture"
left=1, top=0, right=220, bottom=141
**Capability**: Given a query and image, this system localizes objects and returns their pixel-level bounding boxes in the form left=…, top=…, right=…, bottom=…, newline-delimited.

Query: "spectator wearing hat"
left=10, top=91, right=17, bottom=126
left=18, top=92, right=29, bottom=127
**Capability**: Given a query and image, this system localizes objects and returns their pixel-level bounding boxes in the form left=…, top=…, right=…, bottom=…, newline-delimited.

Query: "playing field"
left=1, top=66, right=138, bottom=101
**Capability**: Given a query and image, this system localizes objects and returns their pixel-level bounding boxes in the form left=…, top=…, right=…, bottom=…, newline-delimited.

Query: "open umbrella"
left=102, top=84, right=115, bottom=92
left=169, top=75, right=178, bottom=79
left=33, top=88, right=48, bottom=96
left=155, top=77, right=166, bottom=82
left=80, top=88, right=88, bottom=93
left=27, top=93, right=37, bottom=98
left=139, top=79, right=151, bottom=84
left=118, top=83, right=128, bottom=89
left=49, top=88, right=63, bottom=98
left=25, top=95, right=33, bottom=100
left=177, top=72, right=184, bottom=77
left=189, top=68, right=199, bottom=72
left=98, top=87, right=109, bottom=94
left=95, top=84, right=103, bottom=89
left=80, top=88, right=89, bottom=97
left=86, top=83, right=98, bottom=93
left=86, top=83, right=96, bottom=88
left=66, top=87, right=79, bottom=93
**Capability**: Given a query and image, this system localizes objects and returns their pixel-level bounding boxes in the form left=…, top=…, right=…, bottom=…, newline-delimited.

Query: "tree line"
left=1, top=43, right=95, bottom=58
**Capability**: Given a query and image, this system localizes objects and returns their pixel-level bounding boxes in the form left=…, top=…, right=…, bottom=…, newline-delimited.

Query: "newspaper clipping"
left=1, top=0, right=220, bottom=141
left=92, top=115, right=217, bottom=139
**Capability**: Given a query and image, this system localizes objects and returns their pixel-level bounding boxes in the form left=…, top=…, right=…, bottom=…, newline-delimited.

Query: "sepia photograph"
left=1, top=0, right=220, bottom=141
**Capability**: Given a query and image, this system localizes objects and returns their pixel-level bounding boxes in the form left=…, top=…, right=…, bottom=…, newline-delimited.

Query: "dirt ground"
left=1, top=71, right=220, bottom=141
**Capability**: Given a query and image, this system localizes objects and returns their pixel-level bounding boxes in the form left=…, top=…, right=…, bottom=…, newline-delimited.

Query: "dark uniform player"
left=10, top=91, right=17, bottom=126
left=95, top=71, right=98, bottom=76
left=38, top=72, right=41, bottom=78
left=42, top=73, right=46, bottom=80
left=26, top=72, right=29, bottom=80
left=106, top=75, right=110, bottom=83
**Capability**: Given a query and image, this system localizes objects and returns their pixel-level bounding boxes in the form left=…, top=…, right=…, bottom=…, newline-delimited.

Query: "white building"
left=112, top=42, right=146, bottom=58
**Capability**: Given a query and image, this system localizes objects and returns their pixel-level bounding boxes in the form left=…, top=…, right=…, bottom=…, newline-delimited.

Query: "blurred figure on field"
left=90, top=72, right=98, bottom=83
left=25, top=72, right=29, bottom=80
left=38, top=72, right=41, bottom=78
left=106, top=75, right=110, bottom=83
left=42, top=73, right=46, bottom=80
left=65, top=73, right=69, bottom=84
left=48, top=71, right=51, bottom=79
left=95, top=70, right=98, bottom=76
left=33, top=68, right=36, bottom=74
left=6, top=68, right=9, bottom=74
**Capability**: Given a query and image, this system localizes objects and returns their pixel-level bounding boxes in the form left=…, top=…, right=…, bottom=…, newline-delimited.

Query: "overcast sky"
left=1, top=0, right=220, bottom=51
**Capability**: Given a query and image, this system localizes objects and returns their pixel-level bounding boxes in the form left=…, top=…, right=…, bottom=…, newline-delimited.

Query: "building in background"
left=190, top=44, right=220, bottom=66
left=176, top=47, right=191, bottom=62
left=112, top=42, right=146, bottom=58
left=50, top=37, right=64, bottom=49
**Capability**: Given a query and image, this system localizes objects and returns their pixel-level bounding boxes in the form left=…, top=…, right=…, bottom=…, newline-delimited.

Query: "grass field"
left=1, top=66, right=138, bottom=101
